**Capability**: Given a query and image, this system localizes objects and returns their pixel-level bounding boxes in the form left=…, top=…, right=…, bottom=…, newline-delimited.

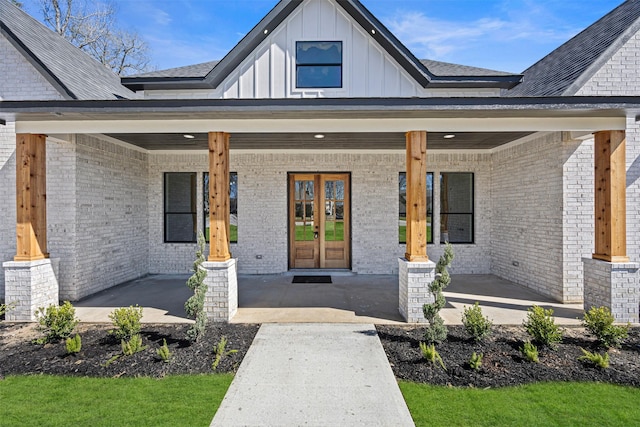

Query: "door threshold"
left=286, top=269, right=355, bottom=277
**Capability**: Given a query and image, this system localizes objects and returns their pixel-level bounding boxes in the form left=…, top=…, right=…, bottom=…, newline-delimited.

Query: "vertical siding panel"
left=351, top=27, right=368, bottom=96
left=223, top=72, right=239, bottom=98
left=302, top=0, right=320, bottom=38
left=368, top=43, right=384, bottom=97
left=271, top=28, right=287, bottom=98
left=319, top=0, right=336, bottom=37
left=383, top=61, right=400, bottom=96
left=239, top=60, right=255, bottom=99
left=255, top=45, right=271, bottom=99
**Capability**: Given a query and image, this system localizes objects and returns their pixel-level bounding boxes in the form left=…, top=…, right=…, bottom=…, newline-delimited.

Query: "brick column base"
left=398, top=258, right=436, bottom=323
left=202, top=258, right=238, bottom=323
left=583, top=258, right=639, bottom=323
left=3, top=258, right=59, bottom=321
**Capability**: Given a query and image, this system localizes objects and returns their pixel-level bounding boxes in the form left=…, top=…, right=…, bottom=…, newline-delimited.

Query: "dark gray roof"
left=0, top=0, right=136, bottom=100
left=508, top=0, right=640, bottom=97
left=132, top=61, right=220, bottom=79
left=123, top=0, right=521, bottom=92
left=419, top=60, right=514, bottom=77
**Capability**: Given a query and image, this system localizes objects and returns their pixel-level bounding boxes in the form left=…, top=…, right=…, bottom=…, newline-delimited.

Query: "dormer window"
left=296, top=41, right=342, bottom=88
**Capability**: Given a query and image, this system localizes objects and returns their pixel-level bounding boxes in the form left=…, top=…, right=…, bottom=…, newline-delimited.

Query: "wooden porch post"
left=208, top=132, right=232, bottom=262
left=15, top=133, right=48, bottom=261
left=405, top=130, right=429, bottom=262
left=593, top=130, right=629, bottom=262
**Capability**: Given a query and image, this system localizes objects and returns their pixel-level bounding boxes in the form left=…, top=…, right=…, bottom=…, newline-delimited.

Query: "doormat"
left=292, top=275, right=332, bottom=284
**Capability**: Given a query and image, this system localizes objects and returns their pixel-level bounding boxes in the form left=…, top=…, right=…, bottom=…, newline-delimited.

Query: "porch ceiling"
left=103, top=131, right=533, bottom=150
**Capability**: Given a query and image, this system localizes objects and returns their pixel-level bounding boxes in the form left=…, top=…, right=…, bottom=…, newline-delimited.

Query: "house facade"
left=1, top=0, right=639, bottom=323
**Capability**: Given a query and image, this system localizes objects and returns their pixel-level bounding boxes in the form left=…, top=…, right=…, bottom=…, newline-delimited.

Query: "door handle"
left=314, top=231, right=319, bottom=239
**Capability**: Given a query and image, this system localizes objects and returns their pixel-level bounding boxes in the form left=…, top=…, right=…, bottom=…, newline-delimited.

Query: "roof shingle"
left=507, top=0, right=640, bottom=97
left=0, top=0, right=136, bottom=100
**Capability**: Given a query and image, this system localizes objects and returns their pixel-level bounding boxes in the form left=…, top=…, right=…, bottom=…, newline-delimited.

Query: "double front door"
left=289, top=173, right=350, bottom=269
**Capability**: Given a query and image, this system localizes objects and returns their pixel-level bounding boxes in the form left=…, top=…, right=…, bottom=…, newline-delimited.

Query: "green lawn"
left=399, top=218, right=432, bottom=243
left=400, top=382, right=640, bottom=427
left=205, top=224, right=237, bottom=243
left=0, top=374, right=233, bottom=427
left=295, top=222, right=344, bottom=241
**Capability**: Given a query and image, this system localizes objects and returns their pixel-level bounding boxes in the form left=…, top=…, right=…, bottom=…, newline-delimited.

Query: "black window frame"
left=440, top=172, right=474, bottom=244
left=296, top=41, right=343, bottom=89
left=163, top=172, right=197, bottom=243
left=399, top=172, right=434, bottom=244
left=203, top=172, right=238, bottom=244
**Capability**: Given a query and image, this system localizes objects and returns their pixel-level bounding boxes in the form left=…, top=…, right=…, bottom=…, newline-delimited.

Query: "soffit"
left=103, top=132, right=532, bottom=151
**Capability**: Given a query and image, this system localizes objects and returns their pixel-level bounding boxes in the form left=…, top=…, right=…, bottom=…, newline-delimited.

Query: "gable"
left=0, top=36, right=64, bottom=101
left=575, top=29, right=640, bottom=96
left=218, top=0, right=420, bottom=98
left=129, top=0, right=520, bottom=99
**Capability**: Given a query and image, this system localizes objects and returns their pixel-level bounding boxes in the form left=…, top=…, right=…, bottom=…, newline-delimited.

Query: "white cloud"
left=385, top=9, right=575, bottom=61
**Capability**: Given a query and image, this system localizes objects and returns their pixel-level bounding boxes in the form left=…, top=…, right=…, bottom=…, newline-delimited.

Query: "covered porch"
left=2, top=97, right=639, bottom=324
left=72, top=273, right=584, bottom=325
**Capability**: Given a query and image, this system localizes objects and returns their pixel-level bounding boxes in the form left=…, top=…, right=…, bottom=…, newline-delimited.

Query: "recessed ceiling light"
left=314, top=134, right=325, bottom=139
left=183, top=134, right=195, bottom=139
left=443, top=134, right=456, bottom=139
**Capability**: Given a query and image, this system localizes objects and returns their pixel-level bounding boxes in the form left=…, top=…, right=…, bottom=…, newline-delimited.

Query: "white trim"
left=16, top=117, right=626, bottom=134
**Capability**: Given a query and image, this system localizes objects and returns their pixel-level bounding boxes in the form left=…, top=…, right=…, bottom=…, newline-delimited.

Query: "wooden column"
left=208, top=132, right=232, bottom=262
left=593, top=130, right=629, bottom=262
left=405, top=131, right=429, bottom=262
left=15, top=134, right=48, bottom=261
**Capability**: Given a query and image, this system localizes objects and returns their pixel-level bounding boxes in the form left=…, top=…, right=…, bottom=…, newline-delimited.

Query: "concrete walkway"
left=211, top=323, right=414, bottom=427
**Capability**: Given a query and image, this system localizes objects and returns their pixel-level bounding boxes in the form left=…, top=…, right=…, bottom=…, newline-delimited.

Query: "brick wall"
left=575, top=31, right=640, bottom=96
left=0, top=122, right=17, bottom=299
left=0, top=37, right=64, bottom=101
left=490, top=133, right=566, bottom=300
left=68, top=135, right=149, bottom=299
left=148, top=149, right=492, bottom=276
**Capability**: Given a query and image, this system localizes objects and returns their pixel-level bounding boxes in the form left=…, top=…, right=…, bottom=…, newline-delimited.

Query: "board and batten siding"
left=143, top=0, right=499, bottom=100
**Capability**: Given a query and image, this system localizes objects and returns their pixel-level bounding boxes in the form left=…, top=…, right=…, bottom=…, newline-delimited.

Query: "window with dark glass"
left=296, top=41, right=342, bottom=88
left=164, top=172, right=196, bottom=243
left=204, top=172, right=238, bottom=243
left=399, top=172, right=433, bottom=244
left=440, top=172, right=474, bottom=244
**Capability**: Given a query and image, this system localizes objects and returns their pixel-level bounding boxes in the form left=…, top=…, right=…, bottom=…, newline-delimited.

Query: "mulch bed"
left=2, top=320, right=640, bottom=388
left=0, top=322, right=259, bottom=378
left=376, top=325, right=640, bottom=388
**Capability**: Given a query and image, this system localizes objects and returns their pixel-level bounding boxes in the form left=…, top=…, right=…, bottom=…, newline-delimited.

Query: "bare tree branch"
left=38, top=0, right=151, bottom=75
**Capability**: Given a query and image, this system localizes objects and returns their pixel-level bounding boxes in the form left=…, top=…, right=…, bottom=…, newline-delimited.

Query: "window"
left=399, top=172, right=433, bottom=244
left=164, top=173, right=196, bottom=243
left=296, top=41, right=342, bottom=88
left=204, top=172, right=238, bottom=243
left=440, top=173, right=474, bottom=244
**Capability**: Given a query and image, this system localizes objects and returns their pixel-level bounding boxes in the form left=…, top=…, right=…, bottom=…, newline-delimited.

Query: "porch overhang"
left=2, top=96, right=637, bottom=152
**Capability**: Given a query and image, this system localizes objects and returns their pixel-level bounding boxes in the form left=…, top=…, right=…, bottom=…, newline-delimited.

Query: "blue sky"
left=23, top=0, right=623, bottom=73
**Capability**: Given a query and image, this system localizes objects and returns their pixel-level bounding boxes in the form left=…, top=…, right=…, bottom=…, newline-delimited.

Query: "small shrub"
left=469, top=352, right=483, bottom=371
left=578, top=348, right=610, bottom=369
left=121, top=334, right=147, bottom=356
left=520, top=340, right=539, bottom=363
left=212, top=336, right=238, bottom=371
left=185, top=232, right=208, bottom=342
left=157, top=338, right=172, bottom=363
left=462, top=302, right=493, bottom=341
left=65, top=334, right=82, bottom=354
left=422, top=243, right=455, bottom=344
left=523, top=305, right=562, bottom=348
left=109, top=305, right=143, bottom=341
left=35, top=301, right=79, bottom=343
left=419, top=342, right=446, bottom=370
left=582, top=306, right=629, bottom=349
left=0, top=302, right=15, bottom=317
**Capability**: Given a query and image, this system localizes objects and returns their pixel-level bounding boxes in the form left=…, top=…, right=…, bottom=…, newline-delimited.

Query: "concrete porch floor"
left=74, top=274, right=584, bottom=325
